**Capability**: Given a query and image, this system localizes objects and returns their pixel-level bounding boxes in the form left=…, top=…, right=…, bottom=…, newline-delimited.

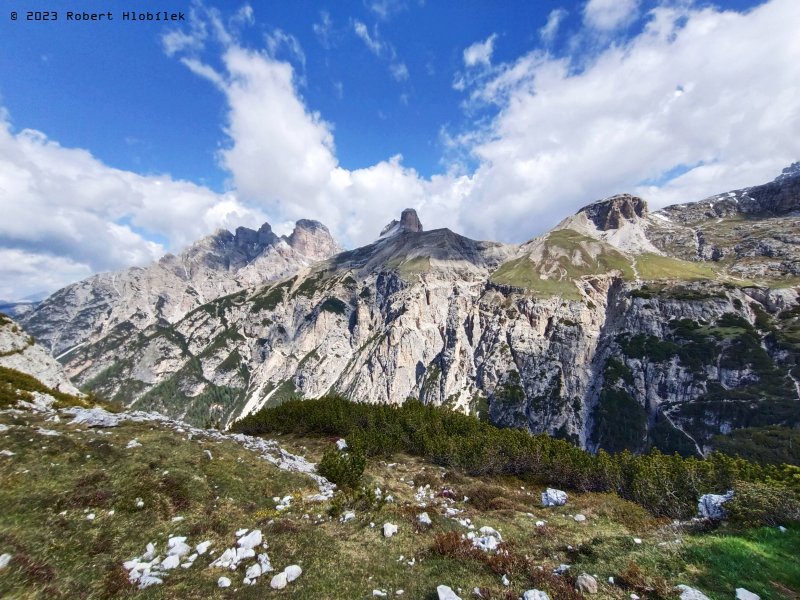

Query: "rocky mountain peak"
left=379, top=208, right=424, bottom=239
left=774, top=161, right=800, bottom=183
left=578, top=194, right=648, bottom=231
left=233, top=223, right=280, bottom=255
left=288, top=220, right=342, bottom=260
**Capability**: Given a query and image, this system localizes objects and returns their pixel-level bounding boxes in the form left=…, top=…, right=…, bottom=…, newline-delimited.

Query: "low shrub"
left=317, top=447, right=366, bottom=490
left=234, top=396, right=800, bottom=519
left=726, top=480, right=800, bottom=526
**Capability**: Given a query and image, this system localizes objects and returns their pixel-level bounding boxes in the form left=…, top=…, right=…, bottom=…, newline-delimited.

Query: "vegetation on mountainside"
left=490, top=230, right=633, bottom=299
left=605, top=311, right=800, bottom=454
left=0, top=365, right=94, bottom=410
left=234, top=396, right=800, bottom=523
left=712, top=426, right=800, bottom=467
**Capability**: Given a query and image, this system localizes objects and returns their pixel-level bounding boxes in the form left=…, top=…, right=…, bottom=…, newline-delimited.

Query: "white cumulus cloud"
left=583, top=0, right=640, bottom=32
left=463, top=34, right=497, bottom=68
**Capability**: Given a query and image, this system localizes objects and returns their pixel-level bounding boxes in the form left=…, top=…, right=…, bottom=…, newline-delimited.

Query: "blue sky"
left=0, top=0, right=798, bottom=299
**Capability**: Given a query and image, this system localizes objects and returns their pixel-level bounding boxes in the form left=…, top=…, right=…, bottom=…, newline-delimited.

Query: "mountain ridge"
left=15, top=164, right=800, bottom=457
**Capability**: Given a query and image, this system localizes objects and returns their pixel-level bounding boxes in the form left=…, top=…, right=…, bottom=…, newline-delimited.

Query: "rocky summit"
left=11, top=165, right=800, bottom=458
left=20, top=220, right=342, bottom=358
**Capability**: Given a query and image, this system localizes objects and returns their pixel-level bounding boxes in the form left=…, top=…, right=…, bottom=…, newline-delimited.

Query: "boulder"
left=736, top=589, right=760, bottom=600
left=436, top=585, right=462, bottom=600
left=217, top=576, right=231, bottom=588
left=576, top=573, right=598, bottom=594
left=541, top=488, right=568, bottom=507
left=697, top=491, right=734, bottom=520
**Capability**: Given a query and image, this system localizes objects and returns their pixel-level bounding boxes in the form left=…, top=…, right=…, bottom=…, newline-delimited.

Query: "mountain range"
left=17, top=163, right=800, bottom=456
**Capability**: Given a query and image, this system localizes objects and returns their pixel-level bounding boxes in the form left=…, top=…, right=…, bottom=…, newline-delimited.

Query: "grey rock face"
left=579, top=194, right=648, bottom=230
left=0, top=315, right=81, bottom=395
left=698, top=491, right=734, bottom=520
left=20, top=220, right=342, bottom=357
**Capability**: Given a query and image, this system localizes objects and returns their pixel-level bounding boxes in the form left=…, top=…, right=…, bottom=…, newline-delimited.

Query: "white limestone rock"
left=676, top=585, right=712, bottom=600
left=218, top=576, right=231, bottom=588
left=418, top=512, right=433, bottom=526
left=270, top=571, right=288, bottom=589
left=237, top=529, right=262, bottom=550
left=736, top=589, right=760, bottom=600
left=541, top=488, right=568, bottom=507
left=437, top=585, right=462, bottom=600
left=0, top=553, right=11, bottom=569
left=523, top=591, right=551, bottom=600
left=576, top=573, right=598, bottom=594
left=383, top=523, right=398, bottom=538
left=284, top=564, right=302, bottom=582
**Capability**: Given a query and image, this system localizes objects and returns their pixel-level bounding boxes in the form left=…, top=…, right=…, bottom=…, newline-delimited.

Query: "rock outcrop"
left=0, top=314, right=81, bottom=395
left=20, top=220, right=342, bottom=357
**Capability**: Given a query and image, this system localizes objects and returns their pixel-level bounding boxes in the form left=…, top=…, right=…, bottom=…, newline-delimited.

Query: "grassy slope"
left=1, top=408, right=798, bottom=599
left=491, top=230, right=634, bottom=299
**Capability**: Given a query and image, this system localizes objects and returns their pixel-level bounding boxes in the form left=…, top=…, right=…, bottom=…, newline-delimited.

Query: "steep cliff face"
left=20, top=220, right=342, bottom=357
left=20, top=167, right=800, bottom=454
left=0, top=313, right=82, bottom=395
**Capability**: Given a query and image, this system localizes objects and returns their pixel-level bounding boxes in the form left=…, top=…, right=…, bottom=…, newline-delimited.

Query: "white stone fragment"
left=135, top=498, right=144, bottom=508
left=160, top=555, right=180, bottom=570
left=270, top=571, right=288, bottom=589
left=383, top=523, right=398, bottom=538
left=523, top=591, right=550, bottom=600
left=336, top=438, right=348, bottom=450
left=236, top=528, right=249, bottom=536
left=676, top=585, right=712, bottom=600
left=236, top=547, right=255, bottom=562
left=86, top=513, right=96, bottom=520
left=245, top=563, right=262, bottom=579
left=0, top=449, right=14, bottom=456
left=736, top=589, right=760, bottom=600
left=373, top=590, right=388, bottom=597
left=237, top=529, right=262, bottom=550
left=535, top=520, right=545, bottom=527
left=195, top=541, right=211, bottom=555
left=437, top=585, right=462, bottom=600
left=36, top=428, right=60, bottom=436
left=284, top=564, right=302, bottom=582
left=126, top=439, right=141, bottom=449
left=633, top=537, right=642, bottom=544
left=138, top=575, right=163, bottom=589
left=0, top=554, right=11, bottom=569
left=501, top=574, right=510, bottom=586
left=341, top=511, right=356, bottom=522
left=574, top=514, right=587, bottom=522
left=218, top=576, right=231, bottom=588
left=417, top=512, right=432, bottom=525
